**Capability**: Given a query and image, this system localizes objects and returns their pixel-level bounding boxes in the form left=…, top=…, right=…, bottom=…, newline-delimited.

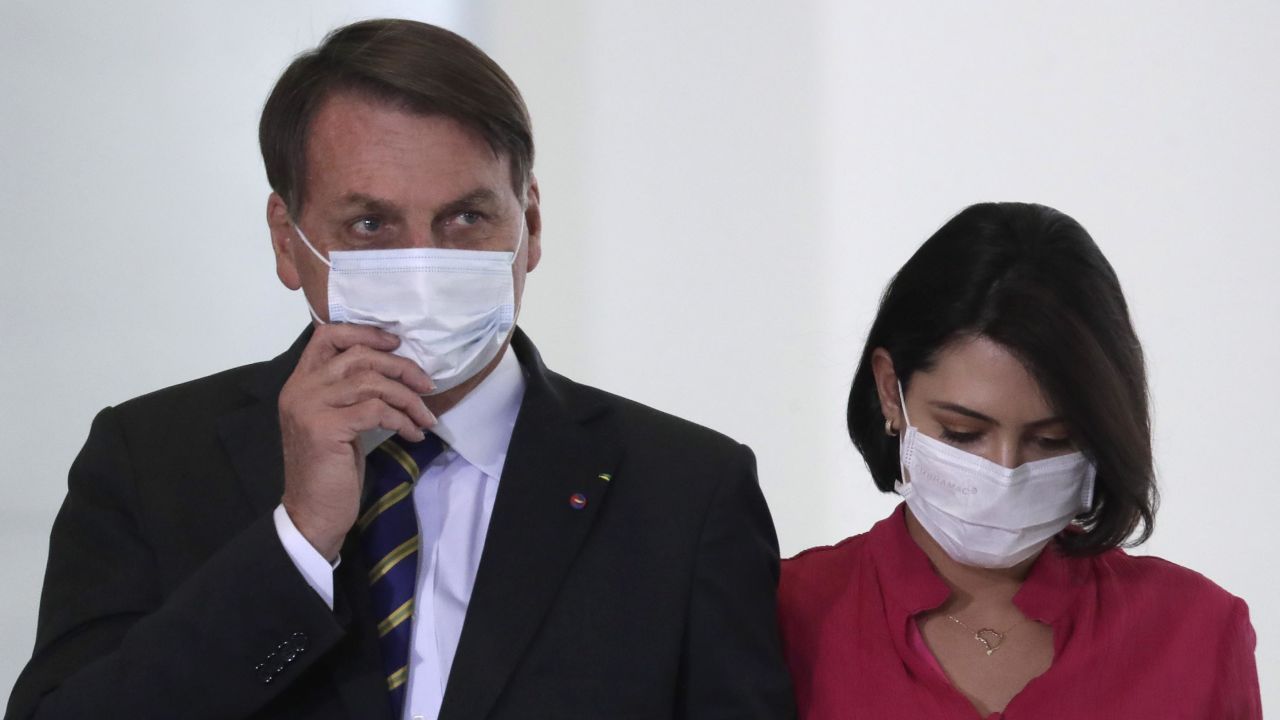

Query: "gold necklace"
left=946, top=614, right=1027, bottom=656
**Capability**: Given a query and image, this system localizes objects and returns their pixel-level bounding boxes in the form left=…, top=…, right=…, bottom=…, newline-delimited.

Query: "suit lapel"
left=439, top=330, right=623, bottom=720
left=216, top=327, right=311, bottom=515
left=216, top=403, right=286, bottom=516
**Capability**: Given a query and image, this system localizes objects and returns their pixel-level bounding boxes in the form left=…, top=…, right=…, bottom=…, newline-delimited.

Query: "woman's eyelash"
left=940, top=429, right=981, bottom=444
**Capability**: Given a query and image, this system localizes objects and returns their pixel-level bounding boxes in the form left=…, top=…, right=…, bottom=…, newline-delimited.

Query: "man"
left=6, top=18, right=793, bottom=720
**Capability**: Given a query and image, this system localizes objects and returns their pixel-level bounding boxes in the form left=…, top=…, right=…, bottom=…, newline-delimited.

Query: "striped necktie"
left=359, top=433, right=444, bottom=717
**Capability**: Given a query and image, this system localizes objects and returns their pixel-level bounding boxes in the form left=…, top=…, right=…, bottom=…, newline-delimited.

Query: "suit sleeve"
left=676, top=444, right=796, bottom=719
left=5, top=407, right=350, bottom=720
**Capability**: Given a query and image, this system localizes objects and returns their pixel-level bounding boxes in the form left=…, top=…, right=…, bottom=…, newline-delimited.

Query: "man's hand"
left=279, top=325, right=436, bottom=562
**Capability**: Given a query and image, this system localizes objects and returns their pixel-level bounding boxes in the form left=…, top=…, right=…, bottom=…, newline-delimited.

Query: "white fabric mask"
left=294, top=219, right=525, bottom=397
left=893, top=381, right=1096, bottom=568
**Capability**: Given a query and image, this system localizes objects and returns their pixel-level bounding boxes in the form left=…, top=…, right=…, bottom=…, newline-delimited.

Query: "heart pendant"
left=974, top=629, right=1005, bottom=656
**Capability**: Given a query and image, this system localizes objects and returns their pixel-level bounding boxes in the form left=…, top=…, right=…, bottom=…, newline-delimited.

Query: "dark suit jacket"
left=6, top=328, right=794, bottom=719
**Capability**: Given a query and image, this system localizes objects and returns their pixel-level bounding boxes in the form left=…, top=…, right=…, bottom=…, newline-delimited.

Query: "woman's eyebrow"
left=929, top=401, right=1064, bottom=429
left=929, top=401, right=996, bottom=424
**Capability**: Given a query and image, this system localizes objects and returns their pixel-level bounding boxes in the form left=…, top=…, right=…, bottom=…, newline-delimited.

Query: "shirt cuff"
left=273, top=504, right=339, bottom=610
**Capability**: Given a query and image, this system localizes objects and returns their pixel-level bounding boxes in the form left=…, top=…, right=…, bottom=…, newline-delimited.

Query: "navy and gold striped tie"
left=359, top=433, right=444, bottom=717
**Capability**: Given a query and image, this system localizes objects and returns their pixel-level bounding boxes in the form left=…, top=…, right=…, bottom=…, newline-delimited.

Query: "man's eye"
left=456, top=211, right=483, bottom=226
left=352, top=217, right=382, bottom=235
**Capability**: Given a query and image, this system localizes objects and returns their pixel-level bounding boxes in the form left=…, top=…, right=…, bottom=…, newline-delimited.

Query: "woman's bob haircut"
left=847, top=202, right=1157, bottom=554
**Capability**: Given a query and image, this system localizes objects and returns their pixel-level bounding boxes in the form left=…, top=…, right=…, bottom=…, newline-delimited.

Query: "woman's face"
left=873, top=335, right=1077, bottom=469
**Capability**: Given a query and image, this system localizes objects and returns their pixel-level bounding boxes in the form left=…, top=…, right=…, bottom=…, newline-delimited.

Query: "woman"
left=778, top=203, right=1261, bottom=718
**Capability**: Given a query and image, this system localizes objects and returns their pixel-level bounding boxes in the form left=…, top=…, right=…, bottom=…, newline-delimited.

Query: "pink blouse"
left=778, top=505, right=1261, bottom=719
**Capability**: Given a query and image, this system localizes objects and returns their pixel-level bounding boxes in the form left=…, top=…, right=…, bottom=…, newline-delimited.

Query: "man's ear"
left=267, top=193, right=301, bottom=290
left=870, top=347, right=906, bottom=432
left=523, top=175, right=542, bottom=273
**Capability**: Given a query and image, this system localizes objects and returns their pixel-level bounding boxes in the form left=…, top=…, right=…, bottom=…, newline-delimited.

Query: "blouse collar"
left=868, top=503, right=1089, bottom=625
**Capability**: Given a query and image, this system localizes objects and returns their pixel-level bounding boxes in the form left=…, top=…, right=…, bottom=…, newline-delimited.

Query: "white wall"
left=3, top=0, right=1276, bottom=709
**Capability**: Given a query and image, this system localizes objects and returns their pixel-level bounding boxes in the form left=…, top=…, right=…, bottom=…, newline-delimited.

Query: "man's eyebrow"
left=928, top=401, right=1064, bottom=429
left=336, top=193, right=402, bottom=216
left=333, top=188, right=506, bottom=220
left=435, top=188, right=503, bottom=218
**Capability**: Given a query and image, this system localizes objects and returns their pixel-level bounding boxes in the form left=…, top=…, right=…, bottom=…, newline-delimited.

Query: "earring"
left=885, top=417, right=898, bottom=437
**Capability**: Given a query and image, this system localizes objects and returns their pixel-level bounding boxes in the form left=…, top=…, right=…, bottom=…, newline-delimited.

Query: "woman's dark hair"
left=848, top=202, right=1156, bottom=553
left=259, top=19, right=533, bottom=217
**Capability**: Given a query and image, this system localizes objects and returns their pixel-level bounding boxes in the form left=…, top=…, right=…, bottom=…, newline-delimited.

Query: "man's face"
left=268, top=90, right=541, bottom=324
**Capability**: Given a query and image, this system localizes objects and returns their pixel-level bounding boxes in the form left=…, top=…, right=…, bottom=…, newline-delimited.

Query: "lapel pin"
left=569, top=493, right=588, bottom=510
left=597, top=473, right=612, bottom=482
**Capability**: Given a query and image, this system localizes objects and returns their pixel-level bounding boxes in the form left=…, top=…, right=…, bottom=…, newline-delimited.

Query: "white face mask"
left=894, top=381, right=1096, bottom=568
left=294, top=218, right=525, bottom=397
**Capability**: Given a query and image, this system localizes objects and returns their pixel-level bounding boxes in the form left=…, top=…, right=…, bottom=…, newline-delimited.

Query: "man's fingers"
left=298, top=323, right=400, bottom=369
left=286, top=325, right=435, bottom=446
left=333, top=372, right=437, bottom=429
left=326, top=345, right=434, bottom=395
left=348, top=399, right=426, bottom=443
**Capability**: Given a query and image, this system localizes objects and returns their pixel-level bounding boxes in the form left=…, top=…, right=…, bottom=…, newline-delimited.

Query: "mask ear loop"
left=508, top=214, right=527, bottom=267
left=896, top=379, right=912, bottom=488
left=897, top=379, right=913, bottom=427
left=292, top=223, right=331, bottom=325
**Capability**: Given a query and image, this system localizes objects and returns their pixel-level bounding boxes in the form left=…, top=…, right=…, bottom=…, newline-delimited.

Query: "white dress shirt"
left=274, top=349, right=525, bottom=720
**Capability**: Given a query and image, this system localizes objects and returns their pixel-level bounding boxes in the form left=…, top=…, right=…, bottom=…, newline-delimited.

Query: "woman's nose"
left=987, top=440, right=1023, bottom=470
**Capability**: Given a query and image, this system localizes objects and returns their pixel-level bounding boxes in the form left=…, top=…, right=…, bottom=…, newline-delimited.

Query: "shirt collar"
left=868, top=504, right=951, bottom=615
left=869, top=503, right=1086, bottom=625
left=429, top=348, right=526, bottom=480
